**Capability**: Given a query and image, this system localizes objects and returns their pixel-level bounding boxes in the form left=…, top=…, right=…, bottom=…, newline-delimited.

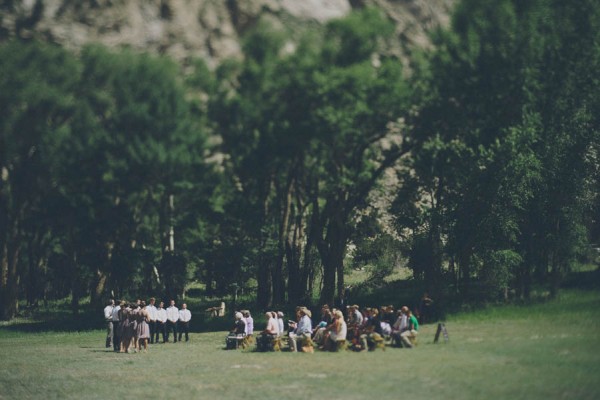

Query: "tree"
left=0, top=40, right=80, bottom=319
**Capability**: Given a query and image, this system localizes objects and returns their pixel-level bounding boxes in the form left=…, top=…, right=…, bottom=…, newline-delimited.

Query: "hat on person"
left=277, top=311, right=284, bottom=317
left=300, top=307, right=312, bottom=318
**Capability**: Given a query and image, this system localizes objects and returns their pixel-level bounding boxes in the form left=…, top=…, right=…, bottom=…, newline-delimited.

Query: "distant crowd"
left=103, top=298, right=191, bottom=353
left=226, top=295, right=433, bottom=352
left=104, top=293, right=433, bottom=353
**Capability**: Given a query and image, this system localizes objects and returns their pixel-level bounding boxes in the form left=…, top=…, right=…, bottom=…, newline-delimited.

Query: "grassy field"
left=1, top=288, right=599, bottom=400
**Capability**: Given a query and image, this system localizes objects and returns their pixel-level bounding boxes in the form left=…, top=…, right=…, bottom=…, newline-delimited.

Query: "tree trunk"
left=319, top=215, right=347, bottom=307
left=257, top=259, right=272, bottom=309
left=1, top=209, right=21, bottom=320
left=1, top=240, right=20, bottom=320
left=91, top=269, right=108, bottom=307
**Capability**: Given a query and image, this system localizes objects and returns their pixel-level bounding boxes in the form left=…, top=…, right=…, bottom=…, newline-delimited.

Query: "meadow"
left=1, top=287, right=599, bottom=400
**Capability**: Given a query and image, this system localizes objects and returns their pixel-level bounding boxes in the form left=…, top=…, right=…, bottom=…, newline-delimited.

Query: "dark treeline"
left=1, top=0, right=599, bottom=320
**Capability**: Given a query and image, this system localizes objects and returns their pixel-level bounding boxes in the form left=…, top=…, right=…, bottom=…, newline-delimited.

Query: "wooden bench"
left=300, top=336, right=315, bottom=353
left=205, top=301, right=226, bottom=317
left=226, top=333, right=246, bottom=349
left=334, top=339, right=347, bottom=352
left=370, top=334, right=386, bottom=351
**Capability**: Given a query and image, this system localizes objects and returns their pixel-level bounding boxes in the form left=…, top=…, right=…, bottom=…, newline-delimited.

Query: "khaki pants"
left=400, top=329, right=418, bottom=348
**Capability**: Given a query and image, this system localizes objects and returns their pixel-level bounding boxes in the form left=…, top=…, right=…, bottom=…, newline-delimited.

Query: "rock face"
left=0, top=0, right=454, bottom=66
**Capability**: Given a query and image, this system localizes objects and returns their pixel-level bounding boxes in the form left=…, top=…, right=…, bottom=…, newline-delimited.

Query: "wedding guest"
left=166, top=300, right=179, bottom=343
left=178, top=303, right=192, bottom=342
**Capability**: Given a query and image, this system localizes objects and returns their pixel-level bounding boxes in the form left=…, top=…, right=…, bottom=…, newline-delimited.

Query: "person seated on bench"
left=242, top=310, right=254, bottom=343
left=225, top=312, right=246, bottom=349
left=325, top=310, right=347, bottom=351
left=257, top=311, right=279, bottom=351
left=400, top=307, right=419, bottom=348
left=313, top=305, right=333, bottom=346
left=276, top=311, right=285, bottom=337
left=391, top=308, right=407, bottom=347
left=288, top=307, right=313, bottom=352
left=359, top=308, right=384, bottom=351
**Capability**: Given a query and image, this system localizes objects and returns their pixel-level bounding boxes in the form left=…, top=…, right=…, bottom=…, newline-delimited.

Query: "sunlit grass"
left=1, top=288, right=599, bottom=399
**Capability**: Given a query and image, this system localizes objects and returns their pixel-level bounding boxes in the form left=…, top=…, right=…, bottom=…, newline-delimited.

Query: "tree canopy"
left=1, top=2, right=598, bottom=320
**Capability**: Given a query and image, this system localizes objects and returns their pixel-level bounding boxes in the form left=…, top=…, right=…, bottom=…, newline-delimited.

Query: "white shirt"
left=147, top=304, right=158, bottom=321
left=179, top=309, right=192, bottom=322
left=104, top=305, right=114, bottom=321
left=167, top=306, right=179, bottom=322
left=393, top=314, right=407, bottom=332
left=244, top=316, right=254, bottom=335
left=277, top=318, right=284, bottom=336
left=111, top=305, right=121, bottom=322
left=156, top=308, right=167, bottom=323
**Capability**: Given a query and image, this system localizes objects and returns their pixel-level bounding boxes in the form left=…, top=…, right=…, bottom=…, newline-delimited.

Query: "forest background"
left=1, top=0, right=599, bottom=322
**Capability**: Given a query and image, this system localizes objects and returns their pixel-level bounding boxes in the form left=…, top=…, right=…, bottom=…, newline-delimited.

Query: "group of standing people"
left=103, top=297, right=192, bottom=353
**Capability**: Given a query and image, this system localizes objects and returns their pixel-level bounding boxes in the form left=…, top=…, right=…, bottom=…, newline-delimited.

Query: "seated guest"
left=270, top=312, right=280, bottom=337
left=276, top=311, right=285, bottom=337
left=325, top=310, right=348, bottom=351
left=319, top=304, right=333, bottom=325
left=288, top=307, right=313, bottom=352
left=352, top=305, right=364, bottom=327
left=391, top=307, right=407, bottom=347
left=312, top=306, right=333, bottom=346
left=226, top=312, right=247, bottom=349
left=359, top=308, right=384, bottom=351
left=242, top=310, right=254, bottom=339
left=230, top=312, right=246, bottom=335
left=400, top=308, right=419, bottom=348
left=257, top=311, right=279, bottom=351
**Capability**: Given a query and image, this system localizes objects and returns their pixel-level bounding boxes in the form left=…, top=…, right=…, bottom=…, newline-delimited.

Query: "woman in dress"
left=119, top=303, right=131, bottom=353
left=136, top=301, right=150, bottom=352
left=129, top=303, right=139, bottom=353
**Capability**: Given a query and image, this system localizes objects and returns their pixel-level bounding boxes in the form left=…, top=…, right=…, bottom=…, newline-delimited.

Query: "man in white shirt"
left=391, top=307, right=408, bottom=347
left=166, top=300, right=179, bottom=343
left=155, top=301, right=167, bottom=343
left=103, top=299, right=114, bottom=348
left=178, top=303, right=192, bottom=342
left=147, top=297, right=158, bottom=344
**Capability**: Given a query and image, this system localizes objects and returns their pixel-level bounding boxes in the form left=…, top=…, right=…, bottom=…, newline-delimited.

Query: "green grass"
left=1, top=288, right=599, bottom=399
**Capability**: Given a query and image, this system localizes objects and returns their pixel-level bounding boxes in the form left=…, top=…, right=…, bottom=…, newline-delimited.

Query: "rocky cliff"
left=1, top=0, right=454, bottom=67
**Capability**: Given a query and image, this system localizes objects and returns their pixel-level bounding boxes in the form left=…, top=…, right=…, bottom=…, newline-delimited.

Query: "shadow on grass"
left=2, top=269, right=597, bottom=334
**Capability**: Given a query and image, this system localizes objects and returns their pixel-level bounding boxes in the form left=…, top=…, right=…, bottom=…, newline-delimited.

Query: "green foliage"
left=394, top=0, right=600, bottom=303
left=2, top=1, right=599, bottom=317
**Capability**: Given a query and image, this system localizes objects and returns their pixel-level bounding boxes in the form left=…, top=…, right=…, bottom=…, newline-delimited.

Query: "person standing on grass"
left=147, top=297, right=157, bottom=344
left=136, top=301, right=151, bottom=352
left=166, top=300, right=179, bottom=342
left=111, top=300, right=123, bottom=352
left=178, top=303, right=192, bottom=342
left=155, top=301, right=167, bottom=343
left=104, top=299, right=115, bottom=348
left=119, top=303, right=133, bottom=353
